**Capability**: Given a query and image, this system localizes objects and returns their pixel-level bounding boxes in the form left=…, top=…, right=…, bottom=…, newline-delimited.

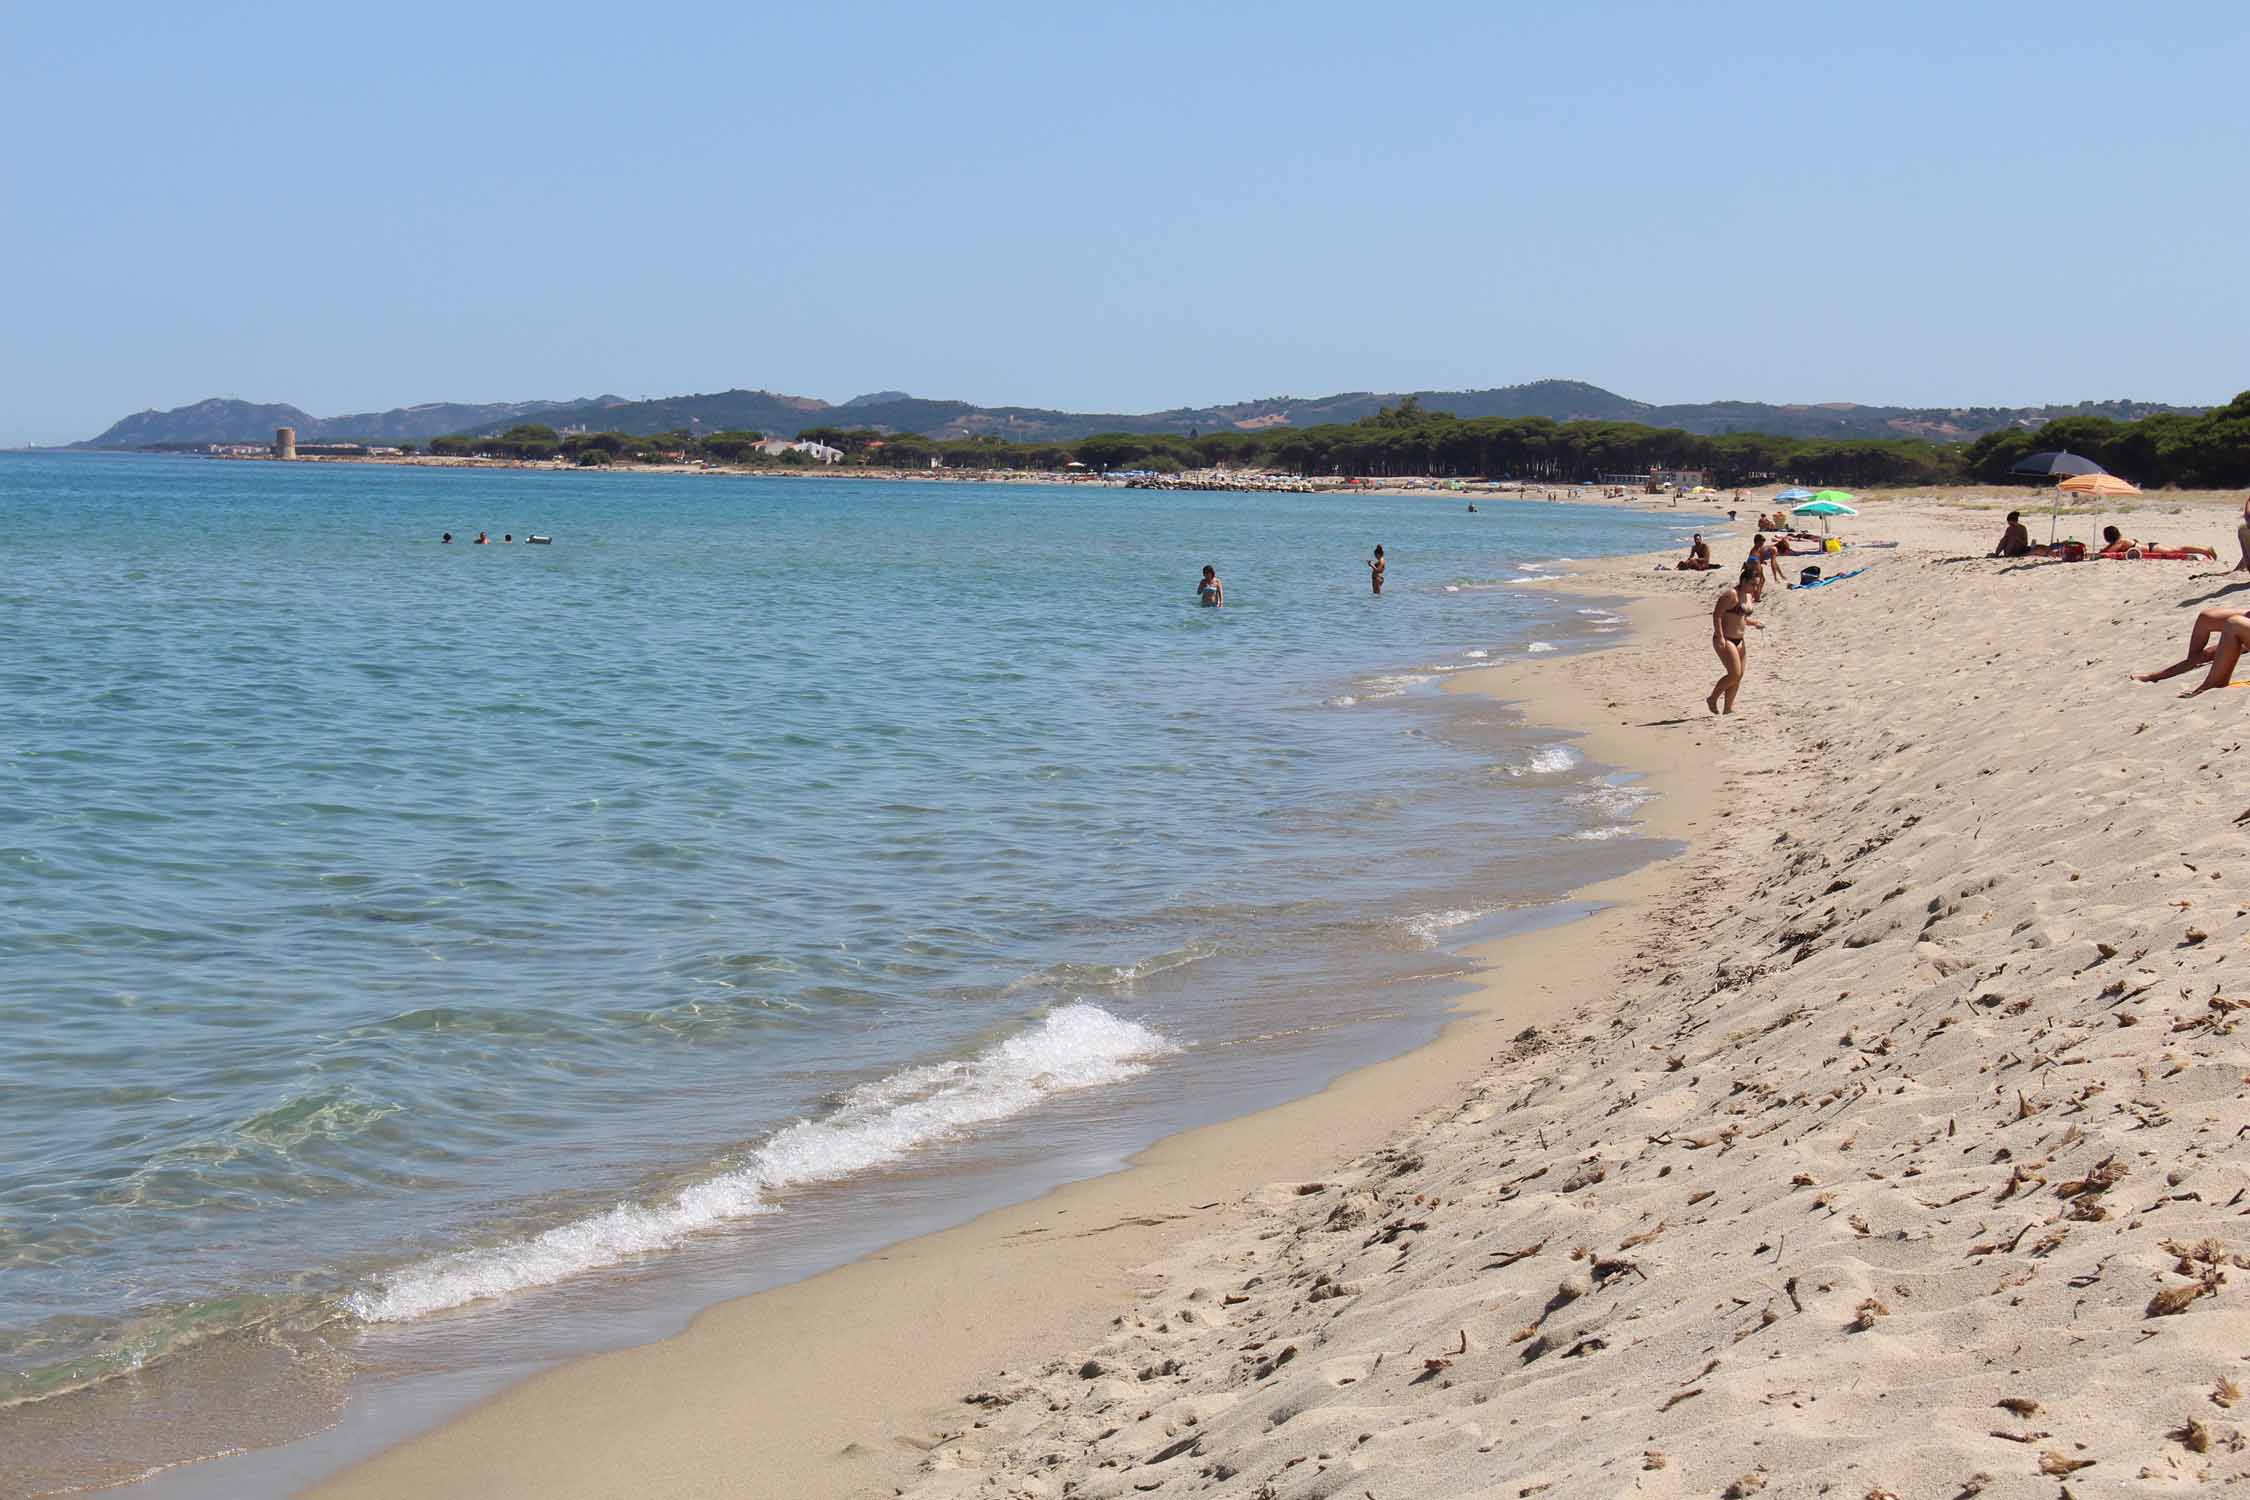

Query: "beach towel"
left=1793, top=566, right=1869, bottom=590
left=2098, top=549, right=2214, bottom=562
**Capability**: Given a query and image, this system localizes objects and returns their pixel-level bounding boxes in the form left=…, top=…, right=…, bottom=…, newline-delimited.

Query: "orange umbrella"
left=2047, top=470, right=2140, bottom=543
left=2055, top=472, right=2141, bottom=497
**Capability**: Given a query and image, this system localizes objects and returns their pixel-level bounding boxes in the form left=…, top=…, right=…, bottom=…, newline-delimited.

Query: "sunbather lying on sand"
left=2099, top=526, right=2216, bottom=561
left=2133, top=607, right=2250, bottom=696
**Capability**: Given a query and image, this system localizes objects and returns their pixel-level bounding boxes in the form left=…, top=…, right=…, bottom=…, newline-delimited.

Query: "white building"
left=754, top=438, right=843, bottom=464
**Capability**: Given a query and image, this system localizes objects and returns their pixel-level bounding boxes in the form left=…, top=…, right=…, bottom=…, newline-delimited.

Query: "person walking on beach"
left=1368, top=545, right=1386, bottom=596
left=2234, top=494, right=2250, bottom=572
left=1750, top=532, right=1785, bottom=586
left=1197, top=564, right=1224, bottom=608
left=1707, top=563, right=1764, bottom=715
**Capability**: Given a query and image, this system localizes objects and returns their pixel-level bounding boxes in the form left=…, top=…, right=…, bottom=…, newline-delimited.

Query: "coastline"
left=295, top=560, right=1720, bottom=1499
left=116, top=485, right=2250, bottom=1497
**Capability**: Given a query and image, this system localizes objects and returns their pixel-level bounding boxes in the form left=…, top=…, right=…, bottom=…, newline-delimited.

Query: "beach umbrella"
left=2054, top=472, right=2141, bottom=498
left=1790, top=495, right=1857, bottom=536
left=2009, top=450, right=2106, bottom=480
left=2045, top=470, right=2142, bottom=543
left=1775, top=487, right=1815, bottom=503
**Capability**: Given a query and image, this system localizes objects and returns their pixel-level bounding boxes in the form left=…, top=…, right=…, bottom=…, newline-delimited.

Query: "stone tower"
left=274, top=427, right=297, bottom=460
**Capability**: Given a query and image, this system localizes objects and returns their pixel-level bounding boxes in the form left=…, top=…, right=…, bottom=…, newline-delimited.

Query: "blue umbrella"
left=1775, top=487, right=1815, bottom=502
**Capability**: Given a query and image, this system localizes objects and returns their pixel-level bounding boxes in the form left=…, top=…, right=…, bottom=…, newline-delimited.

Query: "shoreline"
left=293, top=560, right=1718, bottom=1500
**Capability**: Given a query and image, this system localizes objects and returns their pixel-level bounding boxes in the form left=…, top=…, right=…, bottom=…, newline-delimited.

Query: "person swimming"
left=442, top=532, right=453, bottom=543
left=475, top=531, right=489, bottom=545
left=1197, top=564, right=1223, bottom=608
left=1368, top=545, right=1386, bottom=595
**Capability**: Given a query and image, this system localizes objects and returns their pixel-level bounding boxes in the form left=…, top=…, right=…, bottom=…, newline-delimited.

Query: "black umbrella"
left=2009, top=450, right=2107, bottom=479
left=2010, top=451, right=2110, bottom=543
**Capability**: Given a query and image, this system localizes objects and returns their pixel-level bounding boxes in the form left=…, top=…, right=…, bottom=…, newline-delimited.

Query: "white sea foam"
left=346, top=1004, right=1175, bottom=1322
left=1501, top=745, right=1580, bottom=777
left=1513, top=563, right=1548, bottom=573
left=1570, top=825, right=1636, bottom=841
left=1324, top=694, right=1359, bottom=708
left=1462, top=648, right=1489, bottom=659
left=1357, top=673, right=1436, bottom=700
left=1575, top=608, right=1625, bottom=623
left=1573, top=783, right=1654, bottom=819
left=1525, top=642, right=1558, bottom=654
left=1404, top=908, right=1486, bottom=946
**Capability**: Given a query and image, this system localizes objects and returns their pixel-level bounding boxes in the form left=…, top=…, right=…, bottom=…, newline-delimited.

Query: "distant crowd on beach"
left=1705, top=491, right=2250, bottom=714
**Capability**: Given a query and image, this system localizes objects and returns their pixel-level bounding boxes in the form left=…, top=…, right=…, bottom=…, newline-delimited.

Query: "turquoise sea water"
left=0, top=454, right=1689, bottom=1491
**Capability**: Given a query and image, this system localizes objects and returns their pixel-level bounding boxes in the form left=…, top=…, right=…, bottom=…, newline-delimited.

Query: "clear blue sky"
left=4, top=1, right=2245, bottom=445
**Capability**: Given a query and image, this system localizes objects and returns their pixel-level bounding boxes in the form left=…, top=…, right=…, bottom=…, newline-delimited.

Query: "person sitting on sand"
left=1994, top=512, right=2032, bottom=557
left=1707, top=562, right=1765, bottom=715
left=1677, top=534, right=1715, bottom=571
left=1368, top=545, right=1386, bottom=595
left=1197, top=564, right=1223, bottom=608
left=2132, top=607, right=2250, bottom=696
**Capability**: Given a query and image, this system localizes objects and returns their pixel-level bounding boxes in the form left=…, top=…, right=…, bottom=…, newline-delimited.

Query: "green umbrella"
left=1789, top=494, right=1858, bottom=536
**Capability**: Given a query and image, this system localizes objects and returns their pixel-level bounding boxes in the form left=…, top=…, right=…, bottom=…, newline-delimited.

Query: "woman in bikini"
left=1708, top=562, right=1765, bottom=715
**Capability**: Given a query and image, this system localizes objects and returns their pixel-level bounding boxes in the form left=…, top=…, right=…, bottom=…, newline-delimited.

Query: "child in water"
left=1197, top=565, right=1223, bottom=607
left=1368, top=545, right=1386, bottom=595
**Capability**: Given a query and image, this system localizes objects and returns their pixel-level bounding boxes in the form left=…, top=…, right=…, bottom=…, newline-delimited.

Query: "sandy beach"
left=305, top=487, right=2250, bottom=1499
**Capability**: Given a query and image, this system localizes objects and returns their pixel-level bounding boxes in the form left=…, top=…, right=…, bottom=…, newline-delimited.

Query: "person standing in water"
left=1197, top=564, right=1223, bottom=608
left=1707, top=562, right=1765, bottom=715
left=1368, top=545, right=1386, bottom=595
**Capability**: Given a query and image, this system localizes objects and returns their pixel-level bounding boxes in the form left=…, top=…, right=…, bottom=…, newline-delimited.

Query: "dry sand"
left=312, top=489, right=2250, bottom=1500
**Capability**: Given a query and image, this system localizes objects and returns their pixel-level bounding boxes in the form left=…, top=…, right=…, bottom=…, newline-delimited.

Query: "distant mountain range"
left=71, top=381, right=2207, bottom=450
